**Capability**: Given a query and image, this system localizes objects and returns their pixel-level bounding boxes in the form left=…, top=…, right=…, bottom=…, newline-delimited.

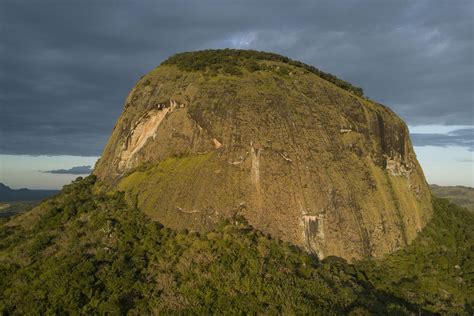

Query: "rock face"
left=94, top=50, right=432, bottom=261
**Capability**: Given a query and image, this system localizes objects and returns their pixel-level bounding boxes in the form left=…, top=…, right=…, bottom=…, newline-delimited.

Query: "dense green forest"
left=161, top=49, right=364, bottom=97
left=0, top=176, right=472, bottom=314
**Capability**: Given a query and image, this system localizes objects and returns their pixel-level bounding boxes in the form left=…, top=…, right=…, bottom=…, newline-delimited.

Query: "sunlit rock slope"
left=94, top=49, right=432, bottom=261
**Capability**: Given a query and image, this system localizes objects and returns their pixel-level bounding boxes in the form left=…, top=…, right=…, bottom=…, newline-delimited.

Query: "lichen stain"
left=250, top=143, right=264, bottom=219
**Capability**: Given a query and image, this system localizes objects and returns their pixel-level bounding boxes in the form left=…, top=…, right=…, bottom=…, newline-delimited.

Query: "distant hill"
left=0, top=201, right=38, bottom=218
left=0, top=183, right=58, bottom=202
left=430, top=184, right=474, bottom=211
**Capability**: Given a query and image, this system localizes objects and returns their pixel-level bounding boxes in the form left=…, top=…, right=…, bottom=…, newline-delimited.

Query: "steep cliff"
left=94, top=49, right=432, bottom=261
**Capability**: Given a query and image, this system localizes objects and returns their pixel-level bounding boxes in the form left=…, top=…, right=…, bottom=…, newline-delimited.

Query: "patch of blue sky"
left=0, top=155, right=99, bottom=190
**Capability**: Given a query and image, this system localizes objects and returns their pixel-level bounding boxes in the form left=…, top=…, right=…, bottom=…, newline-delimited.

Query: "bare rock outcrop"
left=94, top=51, right=432, bottom=261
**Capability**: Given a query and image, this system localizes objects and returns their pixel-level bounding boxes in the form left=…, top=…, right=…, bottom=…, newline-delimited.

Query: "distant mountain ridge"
left=42, top=165, right=92, bottom=175
left=430, top=184, right=474, bottom=211
left=0, top=183, right=58, bottom=201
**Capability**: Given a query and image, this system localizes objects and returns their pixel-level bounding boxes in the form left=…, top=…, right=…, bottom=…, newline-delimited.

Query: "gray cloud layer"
left=411, top=128, right=474, bottom=151
left=42, top=165, right=92, bottom=175
left=1, top=0, right=473, bottom=156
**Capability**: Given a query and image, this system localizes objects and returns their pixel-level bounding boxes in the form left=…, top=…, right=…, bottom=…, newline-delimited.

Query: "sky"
left=0, top=0, right=473, bottom=189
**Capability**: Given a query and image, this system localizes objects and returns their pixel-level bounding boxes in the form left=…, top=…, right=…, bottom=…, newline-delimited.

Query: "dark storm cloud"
left=1, top=0, right=473, bottom=156
left=411, top=128, right=474, bottom=151
left=42, top=165, right=92, bottom=175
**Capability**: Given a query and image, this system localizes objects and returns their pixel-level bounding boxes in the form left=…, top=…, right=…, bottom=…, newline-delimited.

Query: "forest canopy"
left=0, top=176, right=472, bottom=314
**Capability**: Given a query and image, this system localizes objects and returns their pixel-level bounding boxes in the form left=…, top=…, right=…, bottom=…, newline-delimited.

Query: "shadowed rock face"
left=94, top=51, right=432, bottom=261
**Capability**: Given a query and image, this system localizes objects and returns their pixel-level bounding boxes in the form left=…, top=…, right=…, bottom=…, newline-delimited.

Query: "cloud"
left=411, top=128, right=474, bottom=151
left=1, top=0, right=473, bottom=156
left=42, top=165, right=92, bottom=175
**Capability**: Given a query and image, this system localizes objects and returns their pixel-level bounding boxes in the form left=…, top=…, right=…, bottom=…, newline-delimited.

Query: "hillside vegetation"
left=161, top=49, right=364, bottom=96
left=1, top=176, right=472, bottom=314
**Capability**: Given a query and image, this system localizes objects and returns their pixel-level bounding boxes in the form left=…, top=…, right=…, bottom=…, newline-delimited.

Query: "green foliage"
left=0, top=177, right=472, bottom=314
left=357, top=197, right=474, bottom=314
left=221, top=64, right=243, bottom=76
left=243, top=59, right=261, bottom=72
left=161, top=49, right=364, bottom=96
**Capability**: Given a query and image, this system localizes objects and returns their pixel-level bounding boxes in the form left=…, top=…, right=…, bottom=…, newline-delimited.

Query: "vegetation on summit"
left=0, top=176, right=472, bottom=314
left=161, top=49, right=364, bottom=96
